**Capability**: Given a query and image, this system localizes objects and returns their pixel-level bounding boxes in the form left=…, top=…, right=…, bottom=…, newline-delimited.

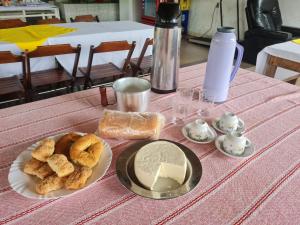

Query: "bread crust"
left=54, top=133, right=82, bottom=157
left=47, top=154, right=74, bottom=177
left=23, top=158, right=44, bottom=175
left=70, top=134, right=103, bottom=168
left=31, top=139, right=55, bottom=162
left=98, top=110, right=165, bottom=140
left=33, top=163, right=54, bottom=179
left=65, top=166, right=92, bottom=190
left=35, top=174, right=65, bottom=195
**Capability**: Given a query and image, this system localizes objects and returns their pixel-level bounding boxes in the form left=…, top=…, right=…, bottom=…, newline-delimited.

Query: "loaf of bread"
left=98, top=110, right=165, bottom=140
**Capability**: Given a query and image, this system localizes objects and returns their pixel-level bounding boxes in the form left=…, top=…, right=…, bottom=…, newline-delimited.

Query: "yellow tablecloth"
left=292, top=38, right=300, bottom=45
left=0, top=25, right=76, bottom=52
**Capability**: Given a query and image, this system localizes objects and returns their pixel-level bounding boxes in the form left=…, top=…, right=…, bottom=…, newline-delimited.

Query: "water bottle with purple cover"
left=203, top=27, right=244, bottom=103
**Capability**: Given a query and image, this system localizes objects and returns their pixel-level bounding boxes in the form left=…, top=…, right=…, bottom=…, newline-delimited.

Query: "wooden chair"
left=24, top=44, right=81, bottom=100
left=36, top=18, right=65, bottom=25
left=265, top=55, right=300, bottom=85
left=0, top=19, right=27, bottom=29
left=70, top=15, right=100, bottom=23
left=0, top=51, right=25, bottom=103
left=130, top=38, right=153, bottom=77
left=79, top=41, right=136, bottom=89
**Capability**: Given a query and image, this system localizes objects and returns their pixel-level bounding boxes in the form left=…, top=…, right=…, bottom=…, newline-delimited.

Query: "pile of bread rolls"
left=23, top=133, right=104, bottom=195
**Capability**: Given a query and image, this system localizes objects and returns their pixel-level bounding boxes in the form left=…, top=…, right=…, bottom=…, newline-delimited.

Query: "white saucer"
left=212, top=117, right=245, bottom=134
left=215, top=135, right=255, bottom=159
left=182, top=122, right=217, bottom=144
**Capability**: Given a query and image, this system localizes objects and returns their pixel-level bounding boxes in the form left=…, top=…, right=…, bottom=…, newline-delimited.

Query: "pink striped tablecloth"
left=0, top=64, right=299, bottom=225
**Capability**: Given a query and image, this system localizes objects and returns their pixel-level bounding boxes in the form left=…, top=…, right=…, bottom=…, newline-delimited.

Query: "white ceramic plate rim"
left=215, top=135, right=254, bottom=159
left=182, top=122, right=217, bottom=144
left=8, top=132, right=112, bottom=199
left=212, top=117, right=245, bottom=134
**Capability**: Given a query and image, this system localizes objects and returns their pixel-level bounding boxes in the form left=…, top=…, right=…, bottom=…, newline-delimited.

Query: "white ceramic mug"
left=223, top=133, right=249, bottom=155
left=189, top=119, right=209, bottom=140
left=219, top=112, right=239, bottom=132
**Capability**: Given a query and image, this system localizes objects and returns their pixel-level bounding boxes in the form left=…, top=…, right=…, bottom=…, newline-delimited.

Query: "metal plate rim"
left=116, top=139, right=202, bottom=200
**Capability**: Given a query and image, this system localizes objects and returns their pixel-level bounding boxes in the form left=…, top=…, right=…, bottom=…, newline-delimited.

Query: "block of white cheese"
left=134, top=141, right=187, bottom=190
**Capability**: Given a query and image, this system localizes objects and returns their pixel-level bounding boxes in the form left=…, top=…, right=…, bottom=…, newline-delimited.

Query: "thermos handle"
left=230, top=43, right=244, bottom=81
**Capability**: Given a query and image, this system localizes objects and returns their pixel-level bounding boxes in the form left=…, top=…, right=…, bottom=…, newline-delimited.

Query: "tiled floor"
left=180, top=38, right=255, bottom=70
left=180, top=38, right=209, bottom=67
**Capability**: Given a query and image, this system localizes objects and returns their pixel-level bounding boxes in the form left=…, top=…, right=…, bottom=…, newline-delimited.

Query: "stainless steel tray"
left=116, top=139, right=202, bottom=200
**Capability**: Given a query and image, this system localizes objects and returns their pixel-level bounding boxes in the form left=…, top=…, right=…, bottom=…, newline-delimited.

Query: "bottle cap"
left=217, top=27, right=236, bottom=33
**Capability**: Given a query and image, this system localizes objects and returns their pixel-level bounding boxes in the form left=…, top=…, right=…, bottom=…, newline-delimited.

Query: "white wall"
left=119, top=0, right=141, bottom=21
left=279, top=0, right=300, bottom=27
left=188, top=0, right=220, bottom=38
left=188, top=0, right=300, bottom=40
left=133, top=0, right=142, bottom=22
left=119, top=0, right=133, bottom=20
left=58, top=3, right=119, bottom=22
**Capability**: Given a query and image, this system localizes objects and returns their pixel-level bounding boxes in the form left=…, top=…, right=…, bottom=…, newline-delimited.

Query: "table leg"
left=265, top=55, right=277, bottom=78
left=264, top=54, right=300, bottom=85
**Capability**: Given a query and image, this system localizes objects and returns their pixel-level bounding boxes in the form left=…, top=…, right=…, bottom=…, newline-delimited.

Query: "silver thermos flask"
left=151, top=3, right=181, bottom=94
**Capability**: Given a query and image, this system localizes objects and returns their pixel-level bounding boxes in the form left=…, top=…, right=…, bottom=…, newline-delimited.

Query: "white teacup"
left=219, top=112, right=239, bottom=132
left=188, top=119, right=209, bottom=141
left=223, top=133, right=249, bottom=155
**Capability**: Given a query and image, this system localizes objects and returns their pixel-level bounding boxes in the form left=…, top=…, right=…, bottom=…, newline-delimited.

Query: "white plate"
left=212, top=117, right=245, bottom=134
left=215, top=135, right=255, bottom=159
left=8, top=132, right=112, bottom=199
left=182, top=122, right=217, bottom=144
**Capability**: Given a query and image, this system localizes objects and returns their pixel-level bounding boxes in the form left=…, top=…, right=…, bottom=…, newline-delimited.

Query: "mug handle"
left=99, top=87, right=116, bottom=107
left=245, top=139, right=251, bottom=148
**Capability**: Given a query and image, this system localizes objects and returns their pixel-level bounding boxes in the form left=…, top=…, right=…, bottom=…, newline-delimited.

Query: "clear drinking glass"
left=194, top=88, right=216, bottom=119
left=171, top=87, right=193, bottom=125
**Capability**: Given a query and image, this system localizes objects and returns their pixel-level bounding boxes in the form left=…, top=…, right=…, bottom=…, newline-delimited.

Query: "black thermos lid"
left=156, top=3, right=181, bottom=28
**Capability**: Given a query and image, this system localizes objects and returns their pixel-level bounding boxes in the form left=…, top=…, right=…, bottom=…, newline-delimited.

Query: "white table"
left=255, top=41, right=300, bottom=80
left=0, top=21, right=154, bottom=77
left=0, top=3, right=60, bottom=20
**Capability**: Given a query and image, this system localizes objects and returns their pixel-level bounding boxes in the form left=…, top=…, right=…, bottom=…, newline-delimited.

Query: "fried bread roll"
left=33, top=163, right=54, bottom=179
left=70, top=134, right=103, bottom=168
left=54, top=133, right=82, bottom=157
left=98, top=110, right=165, bottom=140
left=65, top=166, right=92, bottom=190
left=35, top=174, right=65, bottom=195
left=31, top=139, right=55, bottom=162
left=47, top=154, right=74, bottom=177
left=23, top=158, right=44, bottom=175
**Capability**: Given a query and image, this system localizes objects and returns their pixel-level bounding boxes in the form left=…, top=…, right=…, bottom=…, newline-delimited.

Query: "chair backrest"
left=0, top=51, right=23, bottom=64
left=36, top=18, right=64, bottom=25
left=0, top=19, right=27, bottom=29
left=86, top=41, right=136, bottom=77
left=70, top=15, right=99, bottom=23
left=0, top=51, right=26, bottom=87
left=25, top=44, right=81, bottom=87
left=26, top=44, right=80, bottom=58
left=246, top=0, right=282, bottom=31
left=136, top=38, right=153, bottom=68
